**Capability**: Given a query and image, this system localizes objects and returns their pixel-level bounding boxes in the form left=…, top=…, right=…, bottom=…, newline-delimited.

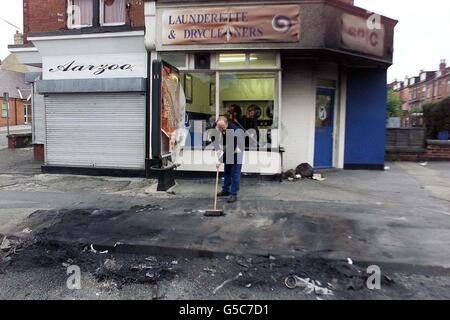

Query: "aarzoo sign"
left=43, top=54, right=147, bottom=80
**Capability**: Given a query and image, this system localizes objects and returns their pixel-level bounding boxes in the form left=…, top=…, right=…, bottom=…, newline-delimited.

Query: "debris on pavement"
left=284, top=275, right=333, bottom=296
left=347, top=258, right=353, bottom=265
left=95, top=254, right=178, bottom=287
left=89, top=244, right=108, bottom=254
left=213, top=272, right=243, bottom=295
left=282, top=169, right=296, bottom=180
left=1, top=236, right=11, bottom=251
left=131, top=204, right=164, bottom=213
left=103, top=258, right=118, bottom=272
left=145, top=256, right=157, bottom=262
left=295, top=163, right=314, bottom=179
left=203, top=267, right=216, bottom=273
left=419, top=162, right=428, bottom=167
left=21, top=228, right=32, bottom=234
left=312, top=173, right=326, bottom=182
left=236, top=257, right=251, bottom=268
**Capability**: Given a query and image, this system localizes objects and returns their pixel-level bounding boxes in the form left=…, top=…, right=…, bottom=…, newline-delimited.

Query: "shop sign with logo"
left=42, top=53, right=147, bottom=80
left=341, top=13, right=385, bottom=57
left=161, top=5, right=300, bottom=45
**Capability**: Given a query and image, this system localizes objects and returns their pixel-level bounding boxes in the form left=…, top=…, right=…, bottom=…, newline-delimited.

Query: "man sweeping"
left=215, top=116, right=245, bottom=203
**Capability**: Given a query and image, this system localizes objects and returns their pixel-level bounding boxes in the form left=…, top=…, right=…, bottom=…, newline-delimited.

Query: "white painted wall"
left=29, top=32, right=146, bottom=57
left=177, top=150, right=281, bottom=175
left=32, top=86, right=45, bottom=145
left=281, top=59, right=316, bottom=171
left=336, top=68, right=347, bottom=169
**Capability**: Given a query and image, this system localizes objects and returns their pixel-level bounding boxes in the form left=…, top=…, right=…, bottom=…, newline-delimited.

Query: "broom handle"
left=214, top=166, right=219, bottom=210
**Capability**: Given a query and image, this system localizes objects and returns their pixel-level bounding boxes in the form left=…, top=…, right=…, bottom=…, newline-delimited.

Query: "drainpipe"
left=144, top=1, right=157, bottom=178
left=14, top=98, right=18, bottom=125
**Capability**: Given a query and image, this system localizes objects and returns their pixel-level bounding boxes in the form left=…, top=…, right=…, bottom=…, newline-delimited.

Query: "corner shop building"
left=33, top=0, right=397, bottom=176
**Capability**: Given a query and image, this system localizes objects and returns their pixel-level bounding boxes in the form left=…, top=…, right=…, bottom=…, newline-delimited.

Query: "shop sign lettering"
left=341, top=13, right=385, bottom=57
left=161, top=5, right=300, bottom=45
left=49, top=61, right=135, bottom=76
left=43, top=54, right=147, bottom=80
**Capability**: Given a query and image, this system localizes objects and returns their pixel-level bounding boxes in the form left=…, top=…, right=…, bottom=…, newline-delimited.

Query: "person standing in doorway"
left=215, top=116, right=244, bottom=203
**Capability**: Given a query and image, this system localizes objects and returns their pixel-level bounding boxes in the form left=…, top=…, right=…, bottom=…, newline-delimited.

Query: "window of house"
left=68, top=0, right=126, bottom=29
left=447, top=80, right=450, bottom=94
left=101, top=0, right=126, bottom=26
left=1, top=101, right=8, bottom=118
left=69, top=0, right=94, bottom=28
left=420, top=73, right=426, bottom=82
left=24, top=104, right=32, bottom=124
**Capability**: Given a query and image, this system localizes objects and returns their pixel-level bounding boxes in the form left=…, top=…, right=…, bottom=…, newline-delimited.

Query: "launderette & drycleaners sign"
left=161, top=5, right=300, bottom=45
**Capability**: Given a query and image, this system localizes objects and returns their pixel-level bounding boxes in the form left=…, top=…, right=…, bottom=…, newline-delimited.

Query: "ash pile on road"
left=214, top=254, right=396, bottom=298
left=2, top=237, right=180, bottom=291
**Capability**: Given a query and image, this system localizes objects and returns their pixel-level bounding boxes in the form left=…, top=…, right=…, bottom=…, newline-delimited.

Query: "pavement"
left=1, top=148, right=450, bottom=300
left=0, top=148, right=449, bottom=269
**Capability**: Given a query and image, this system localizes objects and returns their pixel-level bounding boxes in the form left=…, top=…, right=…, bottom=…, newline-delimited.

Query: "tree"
left=387, top=89, right=402, bottom=118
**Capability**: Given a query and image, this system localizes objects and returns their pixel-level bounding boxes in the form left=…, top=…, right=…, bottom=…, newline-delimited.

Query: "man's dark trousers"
left=222, top=164, right=243, bottom=196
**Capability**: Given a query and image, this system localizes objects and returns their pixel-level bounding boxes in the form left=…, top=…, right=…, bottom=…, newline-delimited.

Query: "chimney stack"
left=439, top=59, right=447, bottom=74
left=14, top=31, right=23, bottom=45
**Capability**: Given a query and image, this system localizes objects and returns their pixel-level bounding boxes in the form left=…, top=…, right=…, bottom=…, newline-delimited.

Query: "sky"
left=355, top=0, right=450, bottom=82
left=0, top=0, right=449, bottom=82
left=0, top=0, right=23, bottom=58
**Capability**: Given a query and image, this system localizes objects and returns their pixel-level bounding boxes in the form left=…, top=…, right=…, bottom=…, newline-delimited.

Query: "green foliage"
left=423, top=97, right=450, bottom=139
left=410, top=107, right=423, bottom=114
left=387, top=89, right=402, bottom=118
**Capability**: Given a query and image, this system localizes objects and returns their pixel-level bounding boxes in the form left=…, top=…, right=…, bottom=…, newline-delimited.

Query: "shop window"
left=218, top=53, right=247, bottom=69
left=248, top=53, right=277, bottom=68
left=101, top=0, right=126, bottom=26
left=181, top=72, right=216, bottom=150
left=218, top=53, right=278, bottom=69
left=160, top=52, right=187, bottom=69
left=68, top=0, right=94, bottom=28
left=219, top=72, right=279, bottom=150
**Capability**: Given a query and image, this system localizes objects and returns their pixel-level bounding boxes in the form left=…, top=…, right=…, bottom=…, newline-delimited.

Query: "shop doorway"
left=314, top=88, right=335, bottom=169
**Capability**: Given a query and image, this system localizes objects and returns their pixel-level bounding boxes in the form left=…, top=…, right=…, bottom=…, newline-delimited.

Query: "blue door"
left=314, top=88, right=335, bottom=169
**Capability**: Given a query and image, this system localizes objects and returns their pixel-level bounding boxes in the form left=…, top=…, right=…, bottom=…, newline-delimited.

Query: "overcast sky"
left=1, top=0, right=449, bottom=82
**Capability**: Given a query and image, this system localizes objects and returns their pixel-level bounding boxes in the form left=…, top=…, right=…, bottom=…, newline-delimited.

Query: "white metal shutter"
left=45, top=93, right=145, bottom=169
